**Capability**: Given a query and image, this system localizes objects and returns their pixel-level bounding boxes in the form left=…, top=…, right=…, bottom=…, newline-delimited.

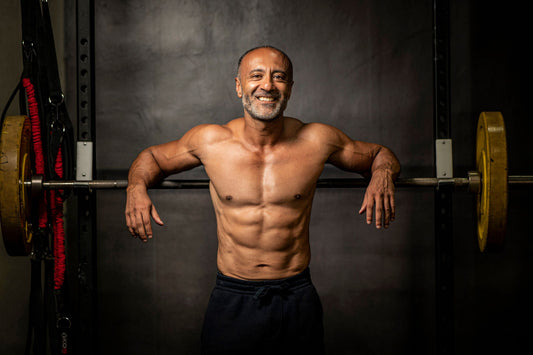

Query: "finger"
left=135, top=211, right=147, bottom=241
left=390, top=194, right=396, bottom=221
left=141, top=213, right=152, bottom=242
left=125, top=212, right=136, bottom=237
left=131, top=211, right=142, bottom=238
left=383, top=195, right=391, bottom=228
left=151, top=205, right=164, bottom=226
left=359, top=195, right=367, bottom=215
left=374, top=195, right=383, bottom=229
left=365, top=197, right=375, bottom=225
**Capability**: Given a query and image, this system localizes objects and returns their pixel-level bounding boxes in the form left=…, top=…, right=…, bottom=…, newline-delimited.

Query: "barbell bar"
left=1, top=113, right=532, bottom=257
left=32, top=174, right=533, bottom=190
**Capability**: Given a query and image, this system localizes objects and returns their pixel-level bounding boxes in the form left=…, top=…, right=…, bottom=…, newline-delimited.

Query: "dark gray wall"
left=92, top=1, right=434, bottom=354
left=93, top=0, right=432, bottom=175
left=2, top=0, right=532, bottom=354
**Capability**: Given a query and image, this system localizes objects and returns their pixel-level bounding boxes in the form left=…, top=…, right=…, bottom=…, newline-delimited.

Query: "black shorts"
left=201, top=268, right=325, bottom=355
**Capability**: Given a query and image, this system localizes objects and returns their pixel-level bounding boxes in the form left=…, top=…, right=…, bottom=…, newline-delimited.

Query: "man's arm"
left=324, top=125, right=401, bottom=229
left=125, top=126, right=207, bottom=241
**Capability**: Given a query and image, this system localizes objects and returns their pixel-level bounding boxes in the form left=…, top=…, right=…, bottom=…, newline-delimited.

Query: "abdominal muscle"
left=212, top=194, right=313, bottom=281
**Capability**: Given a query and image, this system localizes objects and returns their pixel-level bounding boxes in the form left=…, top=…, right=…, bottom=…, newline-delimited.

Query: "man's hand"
left=358, top=169, right=396, bottom=229
left=125, top=186, right=164, bottom=242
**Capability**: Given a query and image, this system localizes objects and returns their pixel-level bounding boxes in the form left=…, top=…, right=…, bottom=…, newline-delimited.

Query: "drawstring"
left=253, top=282, right=290, bottom=300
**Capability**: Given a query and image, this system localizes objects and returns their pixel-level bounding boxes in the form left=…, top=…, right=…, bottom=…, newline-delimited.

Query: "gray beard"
left=242, top=94, right=288, bottom=121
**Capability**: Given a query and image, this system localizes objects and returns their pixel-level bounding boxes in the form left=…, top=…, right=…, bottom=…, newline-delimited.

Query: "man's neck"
left=242, top=115, right=286, bottom=147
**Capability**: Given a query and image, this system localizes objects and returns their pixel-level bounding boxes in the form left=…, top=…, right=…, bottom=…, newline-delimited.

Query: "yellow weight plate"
left=0, top=115, right=33, bottom=256
left=476, top=112, right=508, bottom=252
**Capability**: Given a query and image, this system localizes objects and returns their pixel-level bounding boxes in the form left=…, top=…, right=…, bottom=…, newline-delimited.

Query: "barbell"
left=1, top=112, right=532, bottom=256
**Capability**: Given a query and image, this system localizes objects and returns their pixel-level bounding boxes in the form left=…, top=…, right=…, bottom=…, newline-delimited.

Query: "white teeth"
left=258, top=97, right=275, bottom=102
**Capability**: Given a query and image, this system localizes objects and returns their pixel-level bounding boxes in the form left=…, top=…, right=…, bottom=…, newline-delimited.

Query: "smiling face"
left=235, top=47, right=294, bottom=122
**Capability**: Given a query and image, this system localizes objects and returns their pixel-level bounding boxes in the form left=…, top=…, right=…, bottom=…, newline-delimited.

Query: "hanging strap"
left=25, top=232, right=47, bottom=355
left=39, top=3, right=74, bottom=354
left=0, top=78, right=23, bottom=128
left=41, top=0, right=62, bottom=105
left=16, top=1, right=74, bottom=354
left=40, top=0, right=75, bottom=181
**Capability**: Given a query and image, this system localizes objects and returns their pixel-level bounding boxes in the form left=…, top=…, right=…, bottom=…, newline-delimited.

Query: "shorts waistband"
left=216, top=268, right=312, bottom=297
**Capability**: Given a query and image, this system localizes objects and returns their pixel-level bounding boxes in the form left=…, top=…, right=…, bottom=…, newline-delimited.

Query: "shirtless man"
left=125, top=46, right=400, bottom=354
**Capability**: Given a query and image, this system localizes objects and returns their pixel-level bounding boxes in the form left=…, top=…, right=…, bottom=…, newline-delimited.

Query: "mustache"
left=254, top=90, right=281, bottom=99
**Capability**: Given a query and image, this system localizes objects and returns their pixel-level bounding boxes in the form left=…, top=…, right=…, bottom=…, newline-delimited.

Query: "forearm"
left=369, top=146, right=400, bottom=180
left=358, top=145, right=399, bottom=228
left=127, top=148, right=166, bottom=191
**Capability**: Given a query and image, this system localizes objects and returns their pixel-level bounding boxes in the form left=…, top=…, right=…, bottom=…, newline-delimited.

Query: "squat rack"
left=72, top=0, right=456, bottom=353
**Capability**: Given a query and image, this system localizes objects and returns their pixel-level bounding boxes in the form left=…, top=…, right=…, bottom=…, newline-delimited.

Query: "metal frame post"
left=434, top=0, right=454, bottom=354
left=76, top=0, right=96, bottom=353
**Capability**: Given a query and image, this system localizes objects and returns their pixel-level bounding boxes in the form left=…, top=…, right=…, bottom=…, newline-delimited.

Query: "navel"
left=294, top=194, right=302, bottom=200
left=225, top=195, right=233, bottom=201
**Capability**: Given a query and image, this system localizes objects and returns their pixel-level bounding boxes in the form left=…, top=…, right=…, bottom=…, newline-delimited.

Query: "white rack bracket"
left=76, top=141, right=93, bottom=181
left=436, top=139, right=453, bottom=178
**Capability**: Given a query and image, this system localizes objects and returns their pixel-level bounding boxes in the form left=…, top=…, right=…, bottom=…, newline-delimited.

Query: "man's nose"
left=261, top=76, right=274, bottom=91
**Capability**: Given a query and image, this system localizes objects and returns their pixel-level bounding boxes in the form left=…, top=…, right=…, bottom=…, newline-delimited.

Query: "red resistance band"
left=50, top=149, right=65, bottom=290
left=22, top=78, right=48, bottom=228
left=23, top=77, right=66, bottom=290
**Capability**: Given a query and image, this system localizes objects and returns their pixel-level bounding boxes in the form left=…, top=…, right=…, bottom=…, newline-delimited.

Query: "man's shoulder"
left=187, top=120, right=238, bottom=146
left=291, top=120, right=345, bottom=141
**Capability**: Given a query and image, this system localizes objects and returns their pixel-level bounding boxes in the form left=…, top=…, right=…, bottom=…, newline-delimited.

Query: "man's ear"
left=235, top=77, right=242, bottom=98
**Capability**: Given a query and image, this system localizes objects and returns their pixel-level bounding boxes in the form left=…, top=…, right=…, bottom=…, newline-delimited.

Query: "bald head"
left=237, top=46, right=293, bottom=81
left=234, top=46, right=293, bottom=122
